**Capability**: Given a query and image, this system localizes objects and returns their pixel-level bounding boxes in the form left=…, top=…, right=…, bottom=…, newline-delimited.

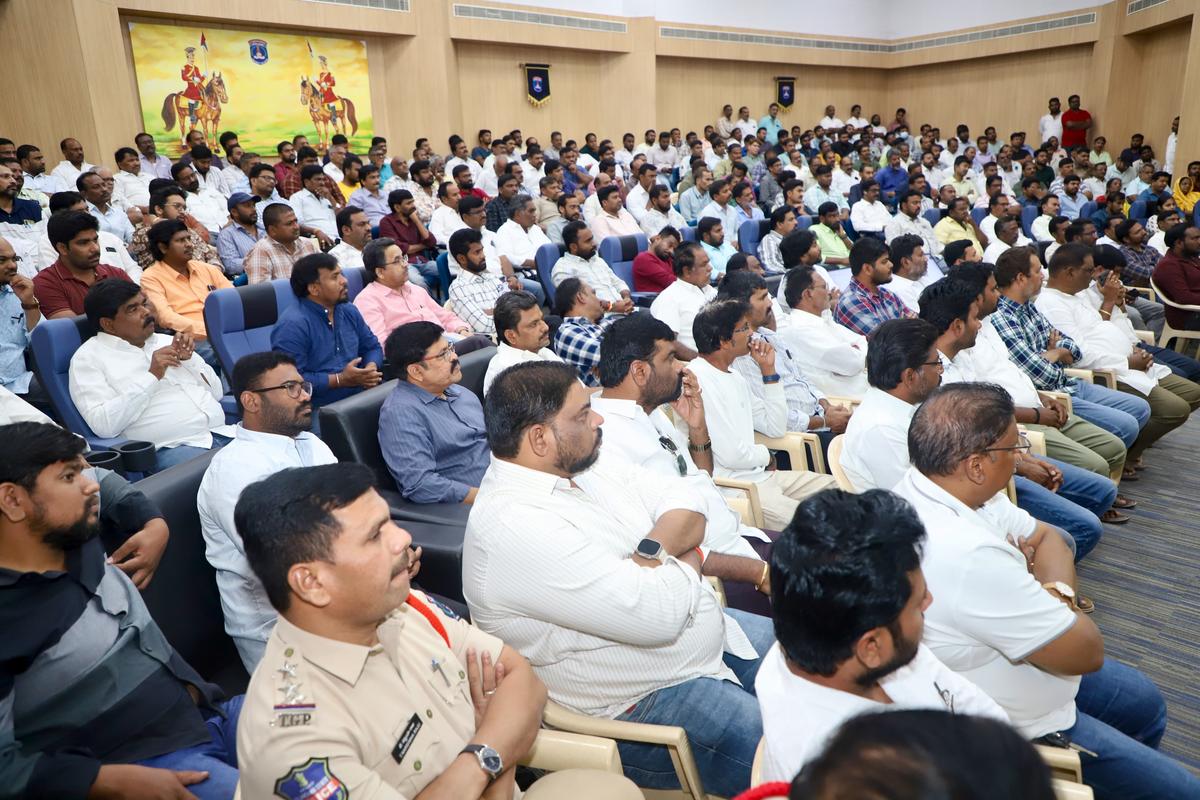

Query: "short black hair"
left=673, top=241, right=704, bottom=277
left=715, top=270, right=767, bottom=304
left=1047, top=241, right=1092, bottom=275
left=146, top=218, right=188, bottom=262
left=866, top=318, right=939, bottom=391
left=849, top=236, right=888, bottom=276
left=0, top=422, right=87, bottom=491
left=83, top=278, right=141, bottom=329
left=385, top=321, right=445, bottom=381
left=889, top=233, right=924, bottom=268
left=783, top=266, right=820, bottom=308
left=917, top=279, right=979, bottom=336
left=114, top=146, right=138, bottom=163
left=1165, top=222, right=1193, bottom=250
left=448, top=227, right=482, bottom=263
left=772, top=489, right=926, bottom=676
left=457, top=195, right=484, bottom=217
left=485, top=361, right=581, bottom=455
left=231, top=351, right=297, bottom=413
left=289, top=252, right=338, bottom=298
left=697, top=216, right=722, bottom=241
left=261, top=202, right=294, bottom=231
left=189, top=144, right=214, bottom=160
left=693, top=299, right=749, bottom=355
left=494, top=290, right=539, bottom=344
left=993, top=246, right=1038, bottom=287
left=909, top=383, right=1015, bottom=477
left=597, top=313, right=676, bottom=388
left=336, top=205, right=364, bottom=238
left=49, top=191, right=85, bottom=214
left=561, top=220, right=589, bottom=251
left=779, top=229, right=817, bottom=269
left=554, top=277, right=585, bottom=317
left=300, top=164, right=325, bottom=185
left=237, top=463, right=378, bottom=612
left=944, top=261, right=994, bottom=296
left=942, top=239, right=974, bottom=266
left=47, top=210, right=99, bottom=249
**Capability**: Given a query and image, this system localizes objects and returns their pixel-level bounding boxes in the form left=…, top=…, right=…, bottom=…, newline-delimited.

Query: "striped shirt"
left=447, top=270, right=509, bottom=335
left=243, top=235, right=319, bottom=285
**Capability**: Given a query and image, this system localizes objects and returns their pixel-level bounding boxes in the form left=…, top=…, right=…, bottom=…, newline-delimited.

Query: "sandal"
left=1121, top=467, right=1139, bottom=481
left=1078, top=594, right=1096, bottom=614
left=1102, top=509, right=1131, bottom=524
left=1112, top=495, right=1137, bottom=510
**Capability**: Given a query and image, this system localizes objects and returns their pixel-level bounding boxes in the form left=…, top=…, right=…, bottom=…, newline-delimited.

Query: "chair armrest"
left=1041, top=390, right=1072, bottom=416
left=631, top=291, right=658, bottom=308
left=1035, top=744, right=1083, bottom=782
left=1051, top=779, right=1094, bottom=799
left=755, top=431, right=827, bottom=474
left=543, top=701, right=707, bottom=798
left=1091, top=368, right=1118, bottom=389
left=522, top=729, right=623, bottom=775
left=824, top=395, right=862, bottom=409
left=1134, top=329, right=1155, bottom=344
left=713, top=476, right=766, bottom=528
left=1150, top=279, right=1200, bottom=311
left=1019, top=427, right=1048, bottom=457
left=706, top=575, right=727, bottom=607
left=1141, top=284, right=1158, bottom=303
left=1063, top=368, right=1095, bottom=386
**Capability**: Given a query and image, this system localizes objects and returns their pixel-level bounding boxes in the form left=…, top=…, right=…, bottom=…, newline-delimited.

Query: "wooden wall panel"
left=1119, top=22, right=1190, bottom=156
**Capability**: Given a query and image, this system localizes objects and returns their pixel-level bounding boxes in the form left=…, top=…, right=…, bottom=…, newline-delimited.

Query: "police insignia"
left=274, top=757, right=348, bottom=800
left=425, top=595, right=461, bottom=620
left=249, top=39, right=269, bottom=64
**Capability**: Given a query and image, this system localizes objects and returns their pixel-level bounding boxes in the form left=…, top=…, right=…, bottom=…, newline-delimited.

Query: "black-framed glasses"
left=421, top=344, right=455, bottom=362
left=249, top=380, right=313, bottom=399
left=658, top=436, right=688, bottom=477
left=921, top=359, right=945, bottom=372
left=982, top=432, right=1032, bottom=455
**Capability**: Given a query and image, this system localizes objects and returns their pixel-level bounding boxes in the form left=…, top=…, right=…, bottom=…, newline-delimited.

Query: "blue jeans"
left=135, top=695, right=242, bottom=799
left=519, top=276, right=547, bottom=306
left=1065, top=659, right=1200, bottom=799
left=1014, top=455, right=1114, bottom=562
left=1141, top=342, right=1200, bottom=381
left=615, top=608, right=774, bottom=798
left=1070, top=380, right=1150, bottom=449
left=410, top=260, right=439, bottom=291
left=153, top=433, right=233, bottom=474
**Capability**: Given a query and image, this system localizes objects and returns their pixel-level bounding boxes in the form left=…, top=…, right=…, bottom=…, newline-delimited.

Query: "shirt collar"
left=591, top=395, right=643, bottom=420
left=485, top=455, right=573, bottom=495
left=392, top=380, right=460, bottom=405
left=273, top=614, right=376, bottom=685
left=234, top=424, right=319, bottom=447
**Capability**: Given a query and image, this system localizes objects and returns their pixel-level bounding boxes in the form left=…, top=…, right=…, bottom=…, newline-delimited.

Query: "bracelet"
left=754, top=561, right=769, bottom=591
left=1033, top=408, right=1041, bottom=424
left=1099, top=308, right=1112, bottom=317
left=21, top=302, right=40, bottom=310
left=694, top=546, right=706, bottom=565
left=761, top=373, right=781, bottom=384
left=333, top=373, right=341, bottom=387
left=687, top=439, right=712, bottom=452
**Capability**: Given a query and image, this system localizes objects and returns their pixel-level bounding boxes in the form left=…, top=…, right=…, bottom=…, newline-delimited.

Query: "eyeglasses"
left=249, top=380, right=313, bottom=399
left=733, top=323, right=751, bottom=334
left=385, top=255, right=408, bottom=267
left=658, top=436, right=688, bottom=477
left=421, top=344, right=456, bottom=362
left=921, top=359, right=945, bottom=372
left=982, top=432, right=1032, bottom=455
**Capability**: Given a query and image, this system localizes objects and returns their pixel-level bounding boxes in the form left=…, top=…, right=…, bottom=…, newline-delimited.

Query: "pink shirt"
left=352, top=280, right=467, bottom=342
left=590, top=208, right=642, bottom=242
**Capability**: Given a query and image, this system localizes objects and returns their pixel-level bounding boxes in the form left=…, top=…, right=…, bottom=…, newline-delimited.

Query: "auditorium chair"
left=536, top=242, right=566, bottom=303
left=435, top=251, right=454, bottom=301
left=681, top=225, right=697, bottom=242
left=922, top=208, right=943, bottom=227
left=1150, top=276, right=1200, bottom=353
left=738, top=219, right=772, bottom=257
left=204, top=279, right=298, bottom=376
left=794, top=214, right=813, bottom=232
left=135, top=449, right=249, bottom=695
left=970, top=207, right=988, bottom=225
left=848, top=183, right=864, bottom=207
left=597, top=233, right=657, bottom=306
left=342, top=265, right=367, bottom=302
left=1128, top=199, right=1148, bottom=225
left=29, top=316, right=124, bottom=450
left=1079, top=200, right=1097, bottom=221
left=827, top=267, right=855, bottom=293
left=1021, top=205, right=1039, bottom=239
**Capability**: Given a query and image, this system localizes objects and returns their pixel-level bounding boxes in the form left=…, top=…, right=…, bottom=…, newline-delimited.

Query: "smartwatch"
left=635, top=538, right=667, bottom=562
left=460, top=744, right=503, bottom=782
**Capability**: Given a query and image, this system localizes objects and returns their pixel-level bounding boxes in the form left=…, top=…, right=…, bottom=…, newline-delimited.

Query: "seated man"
left=689, top=299, right=837, bottom=529
left=464, top=361, right=774, bottom=797
left=494, top=195, right=552, bottom=291
left=848, top=178, right=892, bottom=236
left=484, top=291, right=562, bottom=393
left=721, top=272, right=852, bottom=450
left=138, top=219, right=232, bottom=372
left=70, top=279, right=230, bottom=472
left=328, top=205, right=372, bottom=272
left=593, top=313, right=776, bottom=615
left=933, top=196, right=984, bottom=254
left=639, top=184, right=686, bottom=239
left=0, top=422, right=241, bottom=799
left=353, top=238, right=473, bottom=344
left=779, top=266, right=869, bottom=396
left=271, top=252, right=383, bottom=410
left=833, top=236, right=915, bottom=336
left=553, top=278, right=618, bottom=387
left=811, top=202, right=853, bottom=266
left=650, top=241, right=716, bottom=357
left=886, top=233, right=929, bottom=312
left=589, top=184, right=642, bottom=242
left=758, top=489, right=1006, bottom=782
left=894, top=384, right=1200, bottom=799
left=550, top=220, right=634, bottom=312
left=243, top=202, right=319, bottom=285
left=1037, top=243, right=1200, bottom=455
left=290, top=164, right=339, bottom=243
left=234, top=463, right=639, bottom=799
left=697, top=215, right=737, bottom=277
left=380, top=321, right=489, bottom=504
left=197, top=352, right=336, bottom=671
left=0, top=236, right=42, bottom=408
left=447, top=227, right=510, bottom=336
left=632, top=224, right=679, bottom=293
left=379, top=189, right=439, bottom=287
left=35, top=210, right=132, bottom=318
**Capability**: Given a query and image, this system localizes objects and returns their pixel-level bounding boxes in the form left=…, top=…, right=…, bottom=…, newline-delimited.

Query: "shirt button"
left=458, top=670, right=465, bottom=679
left=414, top=760, right=422, bottom=771
left=425, top=708, right=433, bottom=719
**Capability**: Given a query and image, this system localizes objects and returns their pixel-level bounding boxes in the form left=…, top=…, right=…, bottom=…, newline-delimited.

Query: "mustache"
left=391, top=548, right=411, bottom=578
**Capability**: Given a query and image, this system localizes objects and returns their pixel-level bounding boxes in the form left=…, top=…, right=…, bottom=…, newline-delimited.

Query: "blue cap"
left=227, top=192, right=255, bottom=211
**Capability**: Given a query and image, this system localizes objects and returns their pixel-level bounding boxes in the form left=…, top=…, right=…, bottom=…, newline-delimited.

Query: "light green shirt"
left=813, top=223, right=850, bottom=260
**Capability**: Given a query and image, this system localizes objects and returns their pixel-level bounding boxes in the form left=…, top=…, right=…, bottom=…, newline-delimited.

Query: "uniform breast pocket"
left=373, top=711, right=442, bottom=792
left=426, top=657, right=472, bottom=709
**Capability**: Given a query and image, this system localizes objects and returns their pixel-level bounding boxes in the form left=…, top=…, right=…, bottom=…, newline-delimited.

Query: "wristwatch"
left=635, top=538, right=667, bottom=562
left=1042, top=581, right=1078, bottom=608
left=460, top=744, right=503, bottom=782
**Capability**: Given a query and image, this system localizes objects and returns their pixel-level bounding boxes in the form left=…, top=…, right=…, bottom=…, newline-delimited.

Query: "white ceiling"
left=517, top=0, right=1108, bottom=39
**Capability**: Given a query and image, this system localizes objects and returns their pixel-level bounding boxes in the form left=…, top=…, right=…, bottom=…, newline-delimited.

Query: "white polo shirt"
left=649, top=279, right=716, bottom=351
left=892, top=468, right=1080, bottom=738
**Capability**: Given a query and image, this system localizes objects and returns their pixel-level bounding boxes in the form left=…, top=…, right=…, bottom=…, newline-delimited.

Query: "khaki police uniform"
left=235, top=591, right=639, bottom=799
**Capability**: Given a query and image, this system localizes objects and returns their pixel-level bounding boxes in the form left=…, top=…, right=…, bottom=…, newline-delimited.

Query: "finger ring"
left=484, top=689, right=497, bottom=696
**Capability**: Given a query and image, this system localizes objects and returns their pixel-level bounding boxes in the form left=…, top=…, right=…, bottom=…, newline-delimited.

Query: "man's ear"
left=0, top=482, right=30, bottom=524
left=288, top=562, right=332, bottom=609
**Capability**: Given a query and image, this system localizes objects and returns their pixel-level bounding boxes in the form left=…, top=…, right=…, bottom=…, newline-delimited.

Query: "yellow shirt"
left=139, top=260, right=232, bottom=339
left=933, top=216, right=982, bottom=253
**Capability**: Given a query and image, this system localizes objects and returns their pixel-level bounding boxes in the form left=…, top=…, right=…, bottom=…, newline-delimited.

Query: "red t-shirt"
left=632, top=251, right=675, bottom=293
left=1060, top=109, right=1091, bottom=149
left=32, top=260, right=133, bottom=319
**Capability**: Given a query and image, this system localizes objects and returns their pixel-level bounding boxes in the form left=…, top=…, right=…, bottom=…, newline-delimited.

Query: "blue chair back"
left=848, top=184, right=864, bottom=207
left=535, top=242, right=566, bottom=301
left=922, top=209, right=943, bottom=227
left=739, top=219, right=772, bottom=257
left=970, top=207, right=987, bottom=225
left=1128, top=200, right=1148, bottom=225
left=1079, top=201, right=1097, bottom=222
left=203, top=279, right=298, bottom=377
left=30, top=317, right=125, bottom=449
left=598, top=234, right=648, bottom=289
left=435, top=252, right=453, bottom=301
left=1020, top=205, right=1039, bottom=239
left=795, top=214, right=813, bottom=232
left=681, top=225, right=698, bottom=242
left=343, top=266, right=367, bottom=302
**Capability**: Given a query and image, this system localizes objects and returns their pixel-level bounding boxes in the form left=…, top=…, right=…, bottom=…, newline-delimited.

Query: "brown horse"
left=300, top=76, right=357, bottom=151
left=162, top=73, right=229, bottom=150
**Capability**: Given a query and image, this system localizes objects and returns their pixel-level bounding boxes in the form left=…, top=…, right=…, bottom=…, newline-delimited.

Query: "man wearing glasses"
left=198, top=350, right=337, bottom=671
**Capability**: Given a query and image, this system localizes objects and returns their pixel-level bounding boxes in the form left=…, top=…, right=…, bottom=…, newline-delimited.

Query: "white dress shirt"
left=640, top=205, right=686, bottom=238
left=945, top=319, right=1042, bottom=407
left=830, top=168, right=860, bottom=199
left=978, top=214, right=1032, bottom=250
left=444, top=156, right=482, bottom=184
left=884, top=211, right=942, bottom=258
left=0, top=384, right=53, bottom=423
left=1038, top=113, right=1063, bottom=146
left=686, top=356, right=786, bottom=482
left=551, top=252, right=628, bottom=303
left=68, top=332, right=228, bottom=447
left=195, top=166, right=230, bottom=197
left=476, top=167, right=503, bottom=198
left=758, top=642, right=1006, bottom=782
left=493, top=219, right=550, bottom=269
left=328, top=241, right=364, bottom=271
left=817, top=116, right=844, bottom=131
left=777, top=309, right=868, bottom=397
left=592, top=396, right=767, bottom=558
left=481, top=342, right=562, bottom=395
left=290, top=188, right=338, bottom=240
left=321, top=161, right=344, bottom=186
left=849, top=199, right=892, bottom=233
left=625, top=183, right=651, bottom=222
left=197, top=425, right=337, bottom=670
left=50, top=160, right=95, bottom=190
left=114, top=170, right=154, bottom=209
left=429, top=203, right=467, bottom=247
left=186, top=188, right=230, bottom=235
left=982, top=240, right=1012, bottom=264
left=649, top=279, right=716, bottom=351
left=698, top=201, right=742, bottom=245
left=522, top=163, right=546, bottom=196
left=1035, top=287, right=1170, bottom=395
left=463, top=456, right=753, bottom=717
left=887, top=274, right=923, bottom=312
left=840, top=387, right=915, bottom=491
left=892, top=468, right=1079, bottom=737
